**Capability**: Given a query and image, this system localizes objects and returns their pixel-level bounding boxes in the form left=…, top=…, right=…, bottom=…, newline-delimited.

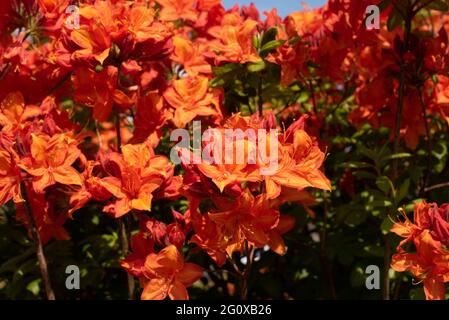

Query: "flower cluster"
left=391, top=202, right=449, bottom=300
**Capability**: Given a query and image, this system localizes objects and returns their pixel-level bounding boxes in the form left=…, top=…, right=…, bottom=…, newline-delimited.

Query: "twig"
left=257, top=73, right=264, bottom=116
left=48, top=72, right=72, bottom=95
left=118, top=218, right=134, bottom=299
left=240, top=242, right=255, bottom=300
left=115, top=111, right=135, bottom=299
left=226, top=255, right=243, bottom=277
left=319, top=191, right=337, bottom=299
left=20, top=182, right=55, bottom=300
left=424, top=182, right=449, bottom=193
left=393, top=1, right=413, bottom=178
left=413, top=0, right=436, bottom=15
left=382, top=234, right=391, bottom=300
left=417, top=87, right=433, bottom=196
left=115, top=112, right=122, bottom=152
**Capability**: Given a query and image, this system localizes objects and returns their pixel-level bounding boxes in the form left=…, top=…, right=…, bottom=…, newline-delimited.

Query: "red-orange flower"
left=70, top=22, right=111, bottom=64
left=73, top=66, right=118, bottom=122
left=101, top=143, right=172, bottom=218
left=0, top=148, right=22, bottom=205
left=163, top=75, right=221, bottom=128
left=140, top=245, right=203, bottom=300
left=391, top=202, right=449, bottom=300
left=209, top=14, right=261, bottom=64
left=18, top=133, right=83, bottom=193
left=156, top=0, right=198, bottom=22
left=171, top=36, right=212, bottom=75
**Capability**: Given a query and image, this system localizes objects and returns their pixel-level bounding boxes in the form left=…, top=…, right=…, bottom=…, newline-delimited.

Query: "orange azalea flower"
left=190, top=199, right=228, bottom=266
left=208, top=15, right=261, bottom=64
left=392, top=230, right=449, bottom=300
left=163, top=76, right=221, bottom=128
left=16, top=183, right=70, bottom=245
left=120, top=232, right=155, bottom=278
left=70, top=22, right=111, bottom=64
left=156, top=0, right=198, bottom=22
left=197, top=147, right=261, bottom=193
left=434, top=76, right=449, bottom=125
left=267, top=215, right=296, bottom=255
left=69, top=160, right=124, bottom=218
left=37, top=0, right=68, bottom=19
left=0, top=147, right=22, bottom=205
left=18, top=133, right=83, bottom=193
left=73, top=66, right=118, bottom=122
left=193, top=114, right=263, bottom=193
left=0, top=92, right=40, bottom=132
left=208, top=190, right=280, bottom=256
left=391, top=202, right=449, bottom=299
left=131, top=91, right=172, bottom=144
left=171, top=36, right=212, bottom=75
left=196, top=131, right=261, bottom=192
left=126, top=4, right=171, bottom=43
left=101, top=143, right=172, bottom=217
left=264, top=129, right=331, bottom=199
left=140, top=245, right=203, bottom=300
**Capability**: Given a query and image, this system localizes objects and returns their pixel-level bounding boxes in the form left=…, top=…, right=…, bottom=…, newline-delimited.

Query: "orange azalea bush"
left=0, top=0, right=449, bottom=301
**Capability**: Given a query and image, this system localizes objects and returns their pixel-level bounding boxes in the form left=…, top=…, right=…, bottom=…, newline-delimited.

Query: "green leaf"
left=381, top=216, right=394, bottom=235
left=259, top=40, right=285, bottom=57
left=376, top=176, right=393, bottom=194
left=432, top=142, right=447, bottom=160
left=247, top=60, right=266, bottom=72
left=409, top=287, right=426, bottom=300
left=425, top=0, right=449, bottom=12
left=371, top=199, right=393, bottom=208
left=95, top=64, right=103, bottom=73
left=396, top=179, right=410, bottom=204
left=209, top=77, right=226, bottom=88
left=350, top=266, right=366, bottom=288
left=0, top=247, right=34, bottom=273
left=260, top=28, right=278, bottom=47
left=252, top=35, right=260, bottom=51
left=384, top=153, right=412, bottom=161
left=341, top=161, right=374, bottom=169
left=212, top=63, right=239, bottom=76
left=26, top=279, right=41, bottom=296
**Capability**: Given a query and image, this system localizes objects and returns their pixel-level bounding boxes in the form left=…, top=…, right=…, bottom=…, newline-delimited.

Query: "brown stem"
left=115, top=112, right=122, bottom=152
left=320, top=191, right=337, bottom=299
left=118, top=218, right=134, bottom=299
left=382, top=234, right=391, bottom=300
left=226, top=255, right=243, bottom=277
left=413, top=0, right=436, bottom=15
left=20, top=182, right=55, bottom=300
left=393, top=2, right=413, bottom=177
left=240, top=242, right=254, bottom=300
left=257, top=75, right=263, bottom=116
left=115, top=112, right=135, bottom=299
left=417, top=87, right=433, bottom=196
left=424, top=182, right=449, bottom=193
